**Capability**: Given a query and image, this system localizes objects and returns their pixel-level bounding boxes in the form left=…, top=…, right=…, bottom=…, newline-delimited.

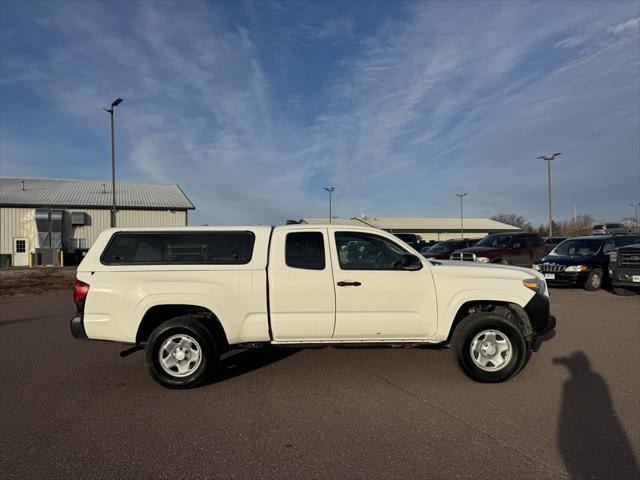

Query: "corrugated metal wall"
left=1, top=208, right=188, bottom=254
left=0, top=208, right=38, bottom=255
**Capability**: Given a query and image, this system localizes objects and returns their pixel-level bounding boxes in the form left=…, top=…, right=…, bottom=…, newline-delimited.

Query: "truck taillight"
left=73, top=280, right=90, bottom=314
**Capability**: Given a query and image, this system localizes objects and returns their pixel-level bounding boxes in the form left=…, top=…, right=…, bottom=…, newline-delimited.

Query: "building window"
left=15, top=240, right=26, bottom=253
left=71, top=238, right=88, bottom=250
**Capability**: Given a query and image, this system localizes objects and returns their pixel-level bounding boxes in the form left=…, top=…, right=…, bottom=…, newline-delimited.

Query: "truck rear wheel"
left=450, top=313, right=526, bottom=383
left=145, top=316, right=219, bottom=389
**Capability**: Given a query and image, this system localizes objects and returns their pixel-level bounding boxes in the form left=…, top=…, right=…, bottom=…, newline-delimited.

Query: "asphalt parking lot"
left=1, top=289, right=638, bottom=479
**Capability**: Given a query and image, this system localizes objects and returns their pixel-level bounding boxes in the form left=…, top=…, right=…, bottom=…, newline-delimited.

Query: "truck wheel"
left=145, top=316, right=219, bottom=389
left=584, top=268, right=602, bottom=291
left=450, top=313, right=526, bottom=383
left=612, top=286, right=635, bottom=296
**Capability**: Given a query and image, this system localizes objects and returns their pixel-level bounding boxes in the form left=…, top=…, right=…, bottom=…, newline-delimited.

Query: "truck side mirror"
left=402, top=254, right=423, bottom=271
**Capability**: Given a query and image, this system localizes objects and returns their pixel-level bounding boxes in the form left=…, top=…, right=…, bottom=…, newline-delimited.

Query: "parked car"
left=420, top=239, right=479, bottom=259
left=543, top=237, right=567, bottom=246
left=393, top=233, right=422, bottom=248
left=592, top=223, right=630, bottom=235
left=533, top=235, right=640, bottom=290
left=450, top=232, right=546, bottom=267
left=71, top=224, right=554, bottom=387
left=608, top=243, right=640, bottom=295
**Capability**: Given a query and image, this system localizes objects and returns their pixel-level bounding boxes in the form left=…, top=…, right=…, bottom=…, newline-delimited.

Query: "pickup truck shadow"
left=554, top=351, right=639, bottom=479
left=208, top=347, right=300, bottom=385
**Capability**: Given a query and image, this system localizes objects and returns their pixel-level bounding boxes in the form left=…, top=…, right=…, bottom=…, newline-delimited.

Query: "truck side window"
left=101, top=232, right=255, bottom=265
left=285, top=232, right=326, bottom=270
left=335, top=232, right=407, bottom=270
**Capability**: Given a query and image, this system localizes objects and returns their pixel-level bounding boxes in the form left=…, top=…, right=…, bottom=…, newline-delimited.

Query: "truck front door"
left=330, top=230, right=437, bottom=340
left=268, top=229, right=336, bottom=341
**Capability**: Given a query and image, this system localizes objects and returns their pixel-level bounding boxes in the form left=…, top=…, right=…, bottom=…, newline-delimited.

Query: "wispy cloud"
left=1, top=0, right=638, bottom=225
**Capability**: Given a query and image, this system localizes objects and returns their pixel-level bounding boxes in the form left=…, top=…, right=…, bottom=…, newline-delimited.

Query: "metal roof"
left=0, top=177, right=195, bottom=210
left=300, top=216, right=519, bottom=232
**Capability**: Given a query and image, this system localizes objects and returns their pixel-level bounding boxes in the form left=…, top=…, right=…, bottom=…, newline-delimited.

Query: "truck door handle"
left=337, top=281, right=361, bottom=287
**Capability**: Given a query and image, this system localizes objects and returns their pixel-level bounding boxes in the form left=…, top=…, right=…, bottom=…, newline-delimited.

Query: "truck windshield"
left=475, top=234, right=510, bottom=248
left=551, top=239, right=602, bottom=256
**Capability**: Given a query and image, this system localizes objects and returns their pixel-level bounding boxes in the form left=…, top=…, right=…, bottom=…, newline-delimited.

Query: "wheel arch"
left=136, top=304, right=229, bottom=350
left=447, top=300, right=533, bottom=346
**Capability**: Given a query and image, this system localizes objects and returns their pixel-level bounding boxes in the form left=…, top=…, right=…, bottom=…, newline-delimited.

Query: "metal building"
left=0, top=177, right=195, bottom=266
left=300, top=216, right=520, bottom=241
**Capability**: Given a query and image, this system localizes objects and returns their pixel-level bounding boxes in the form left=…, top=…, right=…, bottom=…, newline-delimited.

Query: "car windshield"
left=593, top=225, right=604, bottom=230
left=475, top=234, right=510, bottom=248
left=426, top=241, right=457, bottom=253
left=551, top=239, right=602, bottom=256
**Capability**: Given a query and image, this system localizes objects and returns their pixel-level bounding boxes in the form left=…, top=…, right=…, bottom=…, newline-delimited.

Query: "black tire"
left=145, top=316, right=219, bottom=389
left=450, top=312, right=527, bottom=383
left=612, top=286, right=636, bottom=296
left=584, top=268, right=603, bottom=291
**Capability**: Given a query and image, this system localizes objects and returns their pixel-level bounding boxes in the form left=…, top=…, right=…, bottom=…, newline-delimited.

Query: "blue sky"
left=1, top=0, right=639, bottom=226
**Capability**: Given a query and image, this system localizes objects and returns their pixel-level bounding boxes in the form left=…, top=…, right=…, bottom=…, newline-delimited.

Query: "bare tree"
left=491, top=213, right=533, bottom=232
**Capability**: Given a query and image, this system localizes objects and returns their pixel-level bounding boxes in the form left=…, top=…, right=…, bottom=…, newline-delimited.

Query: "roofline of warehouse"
left=0, top=203, right=195, bottom=211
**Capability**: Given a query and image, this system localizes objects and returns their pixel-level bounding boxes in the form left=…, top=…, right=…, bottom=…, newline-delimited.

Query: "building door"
left=13, top=238, right=29, bottom=267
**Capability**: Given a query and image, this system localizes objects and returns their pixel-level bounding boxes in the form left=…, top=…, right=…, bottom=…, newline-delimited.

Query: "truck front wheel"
left=450, top=313, right=527, bottom=383
left=145, top=316, right=219, bottom=389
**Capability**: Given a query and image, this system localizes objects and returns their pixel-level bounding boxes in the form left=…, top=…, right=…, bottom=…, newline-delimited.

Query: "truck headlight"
left=532, top=264, right=541, bottom=271
left=609, top=251, right=617, bottom=263
left=523, top=278, right=545, bottom=294
left=476, top=256, right=490, bottom=263
left=565, top=265, right=588, bottom=272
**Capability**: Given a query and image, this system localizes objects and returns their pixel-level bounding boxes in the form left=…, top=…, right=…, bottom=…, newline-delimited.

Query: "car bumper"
left=70, top=315, right=87, bottom=339
left=524, top=293, right=555, bottom=336
left=609, top=266, right=640, bottom=288
left=542, top=271, right=589, bottom=287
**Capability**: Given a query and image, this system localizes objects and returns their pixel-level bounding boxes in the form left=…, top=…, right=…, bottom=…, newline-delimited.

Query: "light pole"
left=323, top=187, right=335, bottom=224
left=631, top=202, right=640, bottom=232
left=103, top=98, right=124, bottom=227
left=536, top=153, right=562, bottom=236
left=455, top=193, right=468, bottom=238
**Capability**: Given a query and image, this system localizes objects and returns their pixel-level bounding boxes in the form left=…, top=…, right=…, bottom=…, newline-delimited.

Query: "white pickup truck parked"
left=71, top=224, right=555, bottom=388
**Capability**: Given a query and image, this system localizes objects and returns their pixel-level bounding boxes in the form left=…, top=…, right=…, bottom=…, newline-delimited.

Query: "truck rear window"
left=101, top=232, right=255, bottom=265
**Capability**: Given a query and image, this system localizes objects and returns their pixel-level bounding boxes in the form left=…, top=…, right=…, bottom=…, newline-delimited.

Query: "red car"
left=420, top=239, right=479, bottom=259
left=450, top=232, right=546, bottom=267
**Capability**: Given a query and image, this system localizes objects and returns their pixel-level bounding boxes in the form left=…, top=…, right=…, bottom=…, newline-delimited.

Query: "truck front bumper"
left=543, top=271, right=589, bottom=287
left=70, top=315, right=87, bottom=339
left=608, top=266, right=640, bottom=288
left=524, top=293, right=555, bottom=336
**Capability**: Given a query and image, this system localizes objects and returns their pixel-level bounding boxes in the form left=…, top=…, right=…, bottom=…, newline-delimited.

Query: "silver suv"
left=592, top=223, right=630, bottom=235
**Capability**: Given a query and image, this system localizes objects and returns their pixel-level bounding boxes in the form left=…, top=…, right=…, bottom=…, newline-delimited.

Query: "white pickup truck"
left=71, top=224, right=555, bottom=388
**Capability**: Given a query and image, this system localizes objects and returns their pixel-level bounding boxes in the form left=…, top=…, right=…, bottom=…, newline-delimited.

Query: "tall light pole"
left=323, top=187, right=335, bottom=224
left=536, top=152, right=562, bottom=236
left=631, top=202, right=640, bottom=233
left=103, top=98, right=124, bottom=228
left=455, top=193, right=468, bottom=238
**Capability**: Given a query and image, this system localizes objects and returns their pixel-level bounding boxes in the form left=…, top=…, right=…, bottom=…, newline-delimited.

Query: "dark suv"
left=608, top=243, right=640, bottom=295
left=450, top=232, right=546, bottom=267
left=533, top=235, right=640, bottom=290
left=420, top=239, right=479, bottom=260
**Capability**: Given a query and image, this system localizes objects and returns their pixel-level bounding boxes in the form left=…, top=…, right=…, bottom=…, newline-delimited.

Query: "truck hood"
left=428, top=260, right=547, bottom=299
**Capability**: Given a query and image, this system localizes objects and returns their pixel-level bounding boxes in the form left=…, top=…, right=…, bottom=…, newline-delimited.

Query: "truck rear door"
left=268, top=228, right=336, bottom=341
